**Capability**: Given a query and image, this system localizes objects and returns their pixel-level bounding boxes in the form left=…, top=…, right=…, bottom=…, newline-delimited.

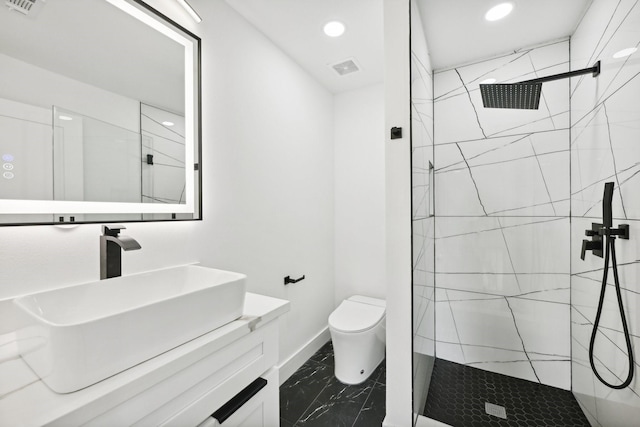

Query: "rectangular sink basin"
left=13, top=265, right=246, bottom=393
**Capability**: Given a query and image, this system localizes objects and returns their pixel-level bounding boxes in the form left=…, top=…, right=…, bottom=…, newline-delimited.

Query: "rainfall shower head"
left=479, top=82, right=542, bottom=109
left=480, top=61, right=601, bottom=110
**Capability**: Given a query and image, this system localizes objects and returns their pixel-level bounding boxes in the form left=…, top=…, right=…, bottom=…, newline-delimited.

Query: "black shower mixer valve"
left=597, top=223, right=630, bottom=238
left=581, top=222, right=630, bottom=260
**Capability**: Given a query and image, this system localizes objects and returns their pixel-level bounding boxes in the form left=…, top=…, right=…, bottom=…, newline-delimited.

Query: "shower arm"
left=519, top=61, right=600, bottom=84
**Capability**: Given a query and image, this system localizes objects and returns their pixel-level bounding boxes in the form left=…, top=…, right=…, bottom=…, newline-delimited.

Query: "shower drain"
left=485, top=402, right=507, bottom=419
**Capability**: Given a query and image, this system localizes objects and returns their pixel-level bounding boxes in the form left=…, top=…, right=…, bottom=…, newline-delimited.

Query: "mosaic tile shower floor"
left=423, top=358, right=590, bottom=427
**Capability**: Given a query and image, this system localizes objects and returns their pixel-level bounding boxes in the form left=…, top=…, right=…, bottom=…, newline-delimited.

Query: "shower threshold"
left=422, top=358, right=589, bottom=426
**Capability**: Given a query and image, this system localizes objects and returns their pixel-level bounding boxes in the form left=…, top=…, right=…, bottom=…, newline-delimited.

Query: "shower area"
left=410, top=0, right=639, bottom=425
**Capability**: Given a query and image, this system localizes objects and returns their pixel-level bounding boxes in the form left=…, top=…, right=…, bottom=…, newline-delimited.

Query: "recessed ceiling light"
left=485, top=3, right=513, bottom=21
left=323, top=21, right=345, bottom=37
left=162, top=121, right=175, bottom=127
left=481, top=78, right=497, bottom=84
left=58, top=115, right=73, bottom=121
left=613, top=47, right=637, bottom=59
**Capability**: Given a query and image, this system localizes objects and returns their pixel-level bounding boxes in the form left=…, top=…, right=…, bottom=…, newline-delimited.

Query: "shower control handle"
left=581, top=223, right=604, bottom=260
left=581, top=239, right=603, bottom=260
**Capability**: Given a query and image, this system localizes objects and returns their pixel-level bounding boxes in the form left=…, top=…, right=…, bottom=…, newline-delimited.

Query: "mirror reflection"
left=0, top=0, right=200, bottom=224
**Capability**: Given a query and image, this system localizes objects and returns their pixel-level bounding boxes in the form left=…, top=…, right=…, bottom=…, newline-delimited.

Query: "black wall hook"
left=284, top=275, right=305, bottom=285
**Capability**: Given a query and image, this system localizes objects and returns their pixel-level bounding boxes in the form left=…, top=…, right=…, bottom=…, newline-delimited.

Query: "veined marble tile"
left=433, top=67, right=469, bottom=101
left=571, top=1, right=640, bottom=126
left=436, top=217, right=569, bottom=275
left=434, top=288, right=448, bottom=303
left=448, top=297, right=524, bottom=353
left=436, top=225, right=516, bottom=275
left=433, top=83, right=487, bottom=143
left=415, top=303, right=435, bottom=342
left=499, top=217, right=569, bottom=274
left=435, top=274, right=521, bottom=297
left=512, top=285, right=570, bottom=304
left=413, top=334, right=434, bottom=357
left=470, top=154, right=564, bottom=216
left=435, top=341, right=465, bottom=364
left=466, top=360, right=539, bottom=384
left=434, top=169, right=491, bottom=216
left=456, top=40, right=569, bottom=86
left=435, top=41, right=569, bottom=144
left=411, top=116, right=433, bottom=149
left=436, top=136, right=569, bottom=216
left=462, top=344, right=529, bottom=364
left=435, top=296, right=464, bottom=346
left=530, top=360, right=571, bottom=390
left=514, top=272, right=569, bottom=296
left=444, top=289, right=509, bottom=301
left=435, top=216, right=502, bottom=240
left=435, top=277, right=569, bottom=303
left=572, top=76, right=640, bottom=220
left=506, top=297, right=570, bottom=359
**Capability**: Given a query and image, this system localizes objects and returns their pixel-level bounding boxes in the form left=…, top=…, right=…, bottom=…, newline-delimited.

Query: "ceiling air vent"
left=5, top=0, right=45, bottom=16
left=330, top=58, right=360, bottom=76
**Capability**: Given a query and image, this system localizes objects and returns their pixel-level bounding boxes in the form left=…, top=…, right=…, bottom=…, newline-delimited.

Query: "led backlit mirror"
left=0, top=0, right=201, bottom=225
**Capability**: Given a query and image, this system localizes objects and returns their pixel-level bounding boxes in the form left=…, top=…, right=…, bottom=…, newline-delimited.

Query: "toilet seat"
left=329, top=300, right=385, bottom=333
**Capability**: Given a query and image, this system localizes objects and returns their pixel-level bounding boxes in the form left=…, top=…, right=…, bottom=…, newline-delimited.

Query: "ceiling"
left=224, top=0, right=593, bottom=94
left=418, top=0, right=593, bottom=70
left=224, top=0, right=383, bottom=94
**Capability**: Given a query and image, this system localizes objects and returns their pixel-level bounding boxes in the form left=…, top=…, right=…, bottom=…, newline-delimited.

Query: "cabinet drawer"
left=196, top=369, right=278, bottom=427
left=83, top=320, right=278, bottom=426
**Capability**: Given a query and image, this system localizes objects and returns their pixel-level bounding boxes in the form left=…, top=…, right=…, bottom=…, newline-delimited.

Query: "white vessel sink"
left=13, top=265, right=246, bottom=393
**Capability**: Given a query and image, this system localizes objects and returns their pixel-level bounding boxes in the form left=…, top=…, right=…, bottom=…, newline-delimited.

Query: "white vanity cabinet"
left=0, top=293, right=289, bottom=427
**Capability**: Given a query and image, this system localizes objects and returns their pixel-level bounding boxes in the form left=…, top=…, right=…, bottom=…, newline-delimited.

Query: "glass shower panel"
left=411, top=0, right=435, bottom=421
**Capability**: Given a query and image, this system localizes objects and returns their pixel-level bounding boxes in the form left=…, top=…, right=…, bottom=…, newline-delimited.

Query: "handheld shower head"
left=603, top=182, right=614, bottom=228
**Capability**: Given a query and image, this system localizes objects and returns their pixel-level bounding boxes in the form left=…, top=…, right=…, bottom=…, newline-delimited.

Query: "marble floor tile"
left=279, top=340, right=386, bottom=427
left=295, top=376, right=376, bottom=427
left=353, top=382, right=386, bottom=427
left=279, top=360, right=334, bottom=424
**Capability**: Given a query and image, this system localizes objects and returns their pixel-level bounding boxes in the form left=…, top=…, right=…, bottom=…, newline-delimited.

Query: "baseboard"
left=277, top=326, right=331, bottom=385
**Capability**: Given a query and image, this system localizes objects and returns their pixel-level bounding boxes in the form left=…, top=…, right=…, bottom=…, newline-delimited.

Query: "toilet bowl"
left=328, top=295, right=386, bottom=385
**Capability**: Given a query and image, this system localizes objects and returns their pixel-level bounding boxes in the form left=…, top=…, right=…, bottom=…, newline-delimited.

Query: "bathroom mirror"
left=0, top=0, right=201, bottom=225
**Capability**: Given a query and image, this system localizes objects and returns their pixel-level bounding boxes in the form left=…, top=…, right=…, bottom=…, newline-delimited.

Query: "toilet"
left=328, top=295, right=386, bottom=385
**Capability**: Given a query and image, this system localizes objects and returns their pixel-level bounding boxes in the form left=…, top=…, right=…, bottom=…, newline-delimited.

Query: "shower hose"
left=588, top=228, right=635, bottom=389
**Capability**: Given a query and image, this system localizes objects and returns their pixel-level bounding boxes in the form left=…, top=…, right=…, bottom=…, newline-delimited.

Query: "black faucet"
left=100, top=225, right=141, bottom=279
left=581, top=183, right=629, bottom=260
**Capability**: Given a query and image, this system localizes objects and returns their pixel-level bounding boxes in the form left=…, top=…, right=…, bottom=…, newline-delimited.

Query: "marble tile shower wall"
left=433, top=40, right=572, bottom=390
left=411, top=6, right=435, bottom=362
left=569, top=0, right=640, bottom=425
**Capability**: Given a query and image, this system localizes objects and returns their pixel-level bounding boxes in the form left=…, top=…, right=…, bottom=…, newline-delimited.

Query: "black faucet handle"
left=581, top=240, right=590, bottom=260
left=102, top=224, right=127, bottom=237
left=581, top=239, right=603, bottom=260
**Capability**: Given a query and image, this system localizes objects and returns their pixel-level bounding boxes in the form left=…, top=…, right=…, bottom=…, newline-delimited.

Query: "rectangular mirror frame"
left=0, top=0, right=202, bottom=225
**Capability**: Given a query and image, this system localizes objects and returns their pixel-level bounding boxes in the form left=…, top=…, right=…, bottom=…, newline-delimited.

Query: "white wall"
left=334, top=83, right=386, bottom=305
left=0, top=0, right=336, bottom=379
left=384, top=0, right=413, bottom=425
left=189, top=0, right=335, bottom=370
